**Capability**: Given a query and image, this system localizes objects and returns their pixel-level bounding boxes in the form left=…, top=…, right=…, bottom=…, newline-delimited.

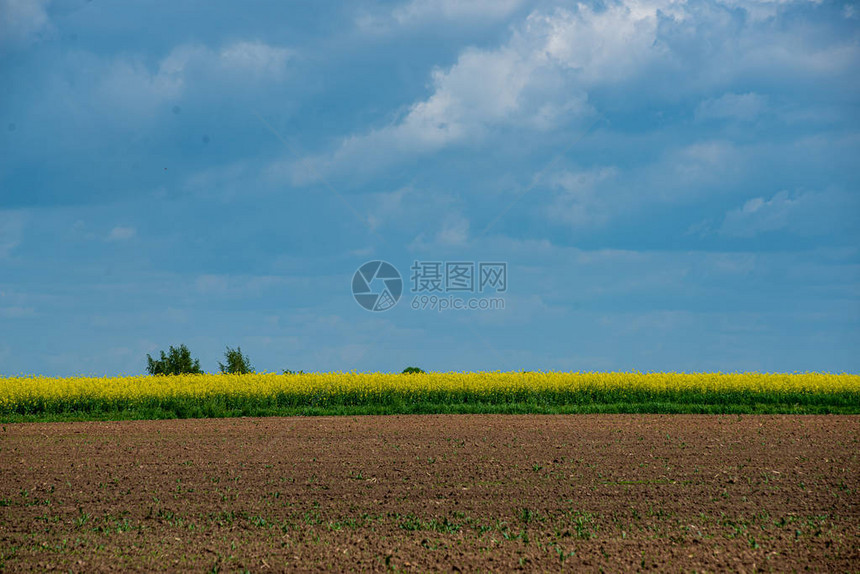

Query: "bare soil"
left=1, top=415, right=858, bottom=572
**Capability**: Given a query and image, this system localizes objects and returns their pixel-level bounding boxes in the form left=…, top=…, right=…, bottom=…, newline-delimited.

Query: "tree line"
left=145, top=344, right=424, bottom=375
left=146, top=345, right=254, bottom=375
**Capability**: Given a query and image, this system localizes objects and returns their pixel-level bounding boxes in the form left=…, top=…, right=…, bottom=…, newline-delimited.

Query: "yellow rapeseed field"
left=1, top=372, right=858, bottom=414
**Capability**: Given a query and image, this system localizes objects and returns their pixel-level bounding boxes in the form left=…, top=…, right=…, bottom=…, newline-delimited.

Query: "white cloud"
left=286, top=7, right=615, bottom=183
left=708, top=252, right=757, bottom=275
left=394, top=0, right=526, bottom=23
left=218, top=41, right=292, bottom=77
left=545, top=166, right=620, bottom=227
left=407, top=211, right=472, bottom=250
left=365, top=185, right=458, bottom=232
left=107, top=226, right=136, bottom=241
left=695, top=92, right=768, bottom=122
left=718, top=0, right=824, bottom=21
left=358, top=0, right=526, bottom=32
left=366, top=187, right=413, bottom=232
left=0, top=305, right=35, bottom=318
left=435, top=213, right=470, bottom=245
left=96, top=56, right=185, bottom=117
left=289, top=0, right=859, bottom=183
left=195, top=274, right=230, bottom=295
left=666, top=140, right=744, bottom=191
left=719, top=189, right=856, bottom=237
left=0, top=210, right=27, bottom=258
left=0, top=0, right=51, bottom=53
left=182, top=161, right=258, bottom=201
left=540, top=139, right=747, bottom=229
left=86, top=40, right=293, bottom=119
left=194, top=274, right=291, bottom=297
left=522, top=2, right=673, bottom=85
left=158, top=41, right=292, bottom=80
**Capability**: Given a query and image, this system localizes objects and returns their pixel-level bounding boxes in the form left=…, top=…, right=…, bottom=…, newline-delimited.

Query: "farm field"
left=2, top=372, right=859, bottom=422
left=1, top=414, right=858, bottom=572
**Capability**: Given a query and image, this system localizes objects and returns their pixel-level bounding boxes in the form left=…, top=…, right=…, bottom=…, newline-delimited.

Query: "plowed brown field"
left=1, top=415, right=858, bottom=572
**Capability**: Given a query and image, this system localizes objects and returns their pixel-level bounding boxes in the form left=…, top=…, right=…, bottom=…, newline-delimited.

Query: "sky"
left=0, top=0, right=858, bottom=376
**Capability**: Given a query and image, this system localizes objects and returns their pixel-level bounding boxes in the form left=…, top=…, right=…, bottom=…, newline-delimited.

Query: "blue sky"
left=1, top=0, right=858, bottom=376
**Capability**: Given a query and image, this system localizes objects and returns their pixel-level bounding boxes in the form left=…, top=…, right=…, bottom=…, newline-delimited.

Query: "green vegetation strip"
left=2, top=390, right=859, bottom=422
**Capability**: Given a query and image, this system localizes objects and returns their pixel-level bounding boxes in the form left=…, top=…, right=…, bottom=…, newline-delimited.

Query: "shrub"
left=402, top=366, right=425, bottom=374
left=219, top=346, right=254, bottom=374
left=146, top=344, right=203, bottom=375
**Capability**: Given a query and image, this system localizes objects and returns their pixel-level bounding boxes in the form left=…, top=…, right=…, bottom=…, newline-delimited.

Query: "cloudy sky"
left=1, top=0, right=858, bottom=376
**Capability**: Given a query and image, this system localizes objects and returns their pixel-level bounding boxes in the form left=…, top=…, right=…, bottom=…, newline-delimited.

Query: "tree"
left=219, top=346, right=254, bottom=374
left=402, top=366, right=425, bottom=374
left=146, top=344, right=202, bottom=375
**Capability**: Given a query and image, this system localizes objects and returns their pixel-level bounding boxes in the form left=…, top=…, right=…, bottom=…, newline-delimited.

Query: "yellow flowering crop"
left=1, top=371, right=858, bottom=419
